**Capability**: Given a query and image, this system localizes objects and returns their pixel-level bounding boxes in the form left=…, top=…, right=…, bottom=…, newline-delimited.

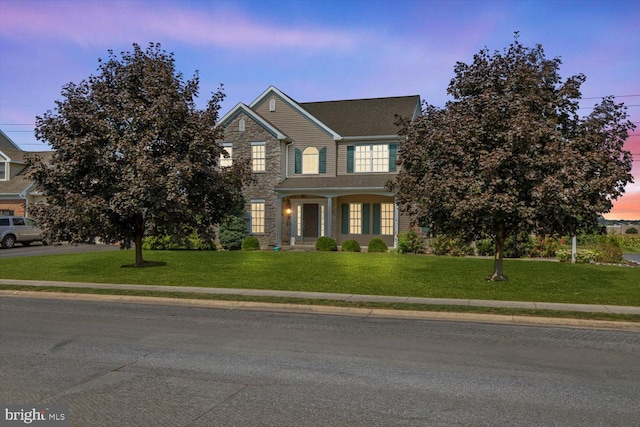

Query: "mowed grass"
left=1, top=250, right=638, bottom=306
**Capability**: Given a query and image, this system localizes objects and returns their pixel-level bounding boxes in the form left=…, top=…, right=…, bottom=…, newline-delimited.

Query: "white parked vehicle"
left=0, top=216, right=48, bottom=248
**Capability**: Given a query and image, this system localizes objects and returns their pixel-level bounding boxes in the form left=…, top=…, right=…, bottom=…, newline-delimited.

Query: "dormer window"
left=269, top=99, right=276, bottom=112
left=239, top=119, right=245, bottom=132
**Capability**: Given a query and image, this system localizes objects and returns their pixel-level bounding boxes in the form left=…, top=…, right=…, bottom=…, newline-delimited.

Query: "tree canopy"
left=30, top=43, right=250, bottom=266
left=392, top=36, right=635, bottom=280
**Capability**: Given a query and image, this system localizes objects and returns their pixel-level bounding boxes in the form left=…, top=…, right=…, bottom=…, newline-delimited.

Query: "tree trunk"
left=133, top=214, right=145, bottom=267
left=487, top=232, right=508, bottom=281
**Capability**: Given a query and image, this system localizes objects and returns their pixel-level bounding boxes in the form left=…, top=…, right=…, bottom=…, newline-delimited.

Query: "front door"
left=303, top=204, right=319, bottom=239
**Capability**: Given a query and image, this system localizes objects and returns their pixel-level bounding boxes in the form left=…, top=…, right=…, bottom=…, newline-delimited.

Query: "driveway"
left=0, top=242, right=121, bottom=258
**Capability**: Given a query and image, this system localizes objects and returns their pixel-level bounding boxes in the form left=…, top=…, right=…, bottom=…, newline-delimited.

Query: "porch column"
left=275, top=194, right=282, bottom=247
left=394, top=198, right=399, bottom=248
left=326, top=196, right=333, bottom=237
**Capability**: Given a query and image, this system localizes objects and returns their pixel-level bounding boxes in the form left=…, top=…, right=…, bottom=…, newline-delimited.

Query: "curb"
left=2, top=290, right=639, bottom=332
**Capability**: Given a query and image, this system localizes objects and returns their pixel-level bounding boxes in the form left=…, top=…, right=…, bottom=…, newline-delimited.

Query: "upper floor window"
left=220, top=143, right=233, bottom=168
left=347, top=144, right=397, bottom=173
left=0, top=161, right=6, bottom=180
left=295, top=147, right=326, bottom=174
left=239, top=119, right=246, bottom=132
left=269, top=99, right=276, bottom=112
left=302, top=147, right=319, bottom=174
left=251, top=142, right=266, bottom=172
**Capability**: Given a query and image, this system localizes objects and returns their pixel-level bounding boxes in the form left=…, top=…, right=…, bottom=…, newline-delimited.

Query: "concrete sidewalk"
left=1, top=278, right=639, bottom=315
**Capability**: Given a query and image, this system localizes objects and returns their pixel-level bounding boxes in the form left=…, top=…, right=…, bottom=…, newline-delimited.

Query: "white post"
left=571, top=235, right=577, bottom=264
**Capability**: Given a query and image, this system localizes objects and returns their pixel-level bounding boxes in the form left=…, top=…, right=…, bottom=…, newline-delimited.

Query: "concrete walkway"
left=1, top=278, right=639, bottom=315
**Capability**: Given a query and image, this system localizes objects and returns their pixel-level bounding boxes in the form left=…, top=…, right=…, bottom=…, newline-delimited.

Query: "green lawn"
left=1, top=250, right=639, bottom=306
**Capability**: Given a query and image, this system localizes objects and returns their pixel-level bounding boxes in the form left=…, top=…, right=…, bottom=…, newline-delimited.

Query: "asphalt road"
left=0, top=243, right=120, bottom=258
left=1, top=297, right=638, bottom=426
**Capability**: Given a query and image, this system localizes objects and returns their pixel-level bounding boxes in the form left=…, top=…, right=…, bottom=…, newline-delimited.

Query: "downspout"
left=19, top=183, right=34, bottom=217
left=285, top=140, right=294, bottom=179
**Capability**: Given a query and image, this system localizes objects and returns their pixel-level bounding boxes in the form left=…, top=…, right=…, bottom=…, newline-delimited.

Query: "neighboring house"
left=218, top=86, right=421, bottom=249
left=0, top=129, right=51, bottom=217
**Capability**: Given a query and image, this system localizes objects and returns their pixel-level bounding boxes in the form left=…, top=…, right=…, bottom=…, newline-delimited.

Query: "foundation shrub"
left=341, top=240, right=361, bottom=252
left=241, top=236, right=260, bottom=251
left=367, top=238, right=388, bottom=253
left=316, top=236, right=337, bottom=251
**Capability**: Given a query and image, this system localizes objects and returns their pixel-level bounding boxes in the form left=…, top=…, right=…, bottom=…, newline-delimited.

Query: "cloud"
left=0, top=1, right=365, bottom=52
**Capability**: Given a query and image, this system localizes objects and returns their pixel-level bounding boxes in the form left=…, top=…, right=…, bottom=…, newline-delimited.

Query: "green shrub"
left=367, top=238, right=388, bottom=253
left=341, top=239, right=361, bottom=252
left=142, top=227, right=216, bottom=251
left=528, top=235, right=559, bottom=258
left=219, top=215, right=246, bottom=251
left=397, top=226, right=426, bottom=254
left=557, top=248, right=598, bottom=264
left=315, top=236, right=337, bottom=251
left=241, top=236, right=260, bottom=251
left=431, top=235, right=473, bottom=256
left=503, top=232, right=533, bottom=258
left=594, top=241, right=624, bottom=264
left=625, top=227, right=638, bottom=234
left=475, top=239, right=495, bottom=256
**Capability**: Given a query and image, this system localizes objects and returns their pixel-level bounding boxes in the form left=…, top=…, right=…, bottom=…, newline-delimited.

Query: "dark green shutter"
left=362, top=203, right=370, bottom=234
left=341, top=204, right=349, bottom=234
left=346, top=146, right=354, bottom=173
left=319, top=147, right=327, bottom=173
left=295, top=148, right=302, bottom=174
left=372, top=203, right=381, bottom=234
left=389, top=144, right=397, bottom=172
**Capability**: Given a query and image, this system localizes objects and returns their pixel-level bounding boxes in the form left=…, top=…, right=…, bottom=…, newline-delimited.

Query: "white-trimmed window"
left=0, top=152, right=7, bottom=180
left=302, top=147, right=319, bottom=174
left=296, top=205, right=303, bottom=236
left=239, top=119, right=245, bottom=132
left=381, top=203, right=394, bottom=235
left=355, top=144, right=388, bottom=172
left=251, top=200, right=265, bottom=234
left=349, top=203, right=362, bottom=235
left=251, top=142, right=266, bottom=172
left=269, top=99, right=276, bottom=112
left=220, top=143, right=233, bottom=168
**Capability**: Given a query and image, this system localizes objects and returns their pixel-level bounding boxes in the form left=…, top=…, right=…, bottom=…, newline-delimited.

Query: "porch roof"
left=274, top=174, right=395, bottom=196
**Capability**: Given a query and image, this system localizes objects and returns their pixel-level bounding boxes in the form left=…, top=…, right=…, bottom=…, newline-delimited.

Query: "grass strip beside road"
left=2, top=285, right=639, bottom=323
left=1, top=250, right=638, bottom=306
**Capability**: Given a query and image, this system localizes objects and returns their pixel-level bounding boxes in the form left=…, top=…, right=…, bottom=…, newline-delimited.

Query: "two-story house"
left=0, top=129, right=51, bottom=216
left=218, top=86, right=421, bottom=249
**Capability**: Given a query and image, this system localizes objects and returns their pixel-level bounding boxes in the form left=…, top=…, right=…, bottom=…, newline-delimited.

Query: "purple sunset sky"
left=1, top=0, right=638, bottom=218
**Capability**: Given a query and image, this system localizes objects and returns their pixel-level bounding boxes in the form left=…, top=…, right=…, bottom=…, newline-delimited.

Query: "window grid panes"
left=252, top=143, right=265, bottom=172
left=320, top=205, right=325, bottom=237
left=354, top=145, right=370, bottom=173
left=220, top=145, right=233, bottom=168
left=296, top=205, right=302, bottom=236
left=251, top=201, right=265, bottom=234
left=302, top=147, right=319, bottom=174
left=349, top=203, right=362, bottom=234
left=372, top=145, right=389, bottom=172
left=354, top=145, right=389, bottom=172
left=0, top=162, right=6, bottom=180
left=381, top=203, right=394, bottom=235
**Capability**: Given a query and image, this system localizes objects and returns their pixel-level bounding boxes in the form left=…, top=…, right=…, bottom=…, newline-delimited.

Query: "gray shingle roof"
left=300, top=95, right=420, bottom=137
left=275, top=174, right=395, bottom=191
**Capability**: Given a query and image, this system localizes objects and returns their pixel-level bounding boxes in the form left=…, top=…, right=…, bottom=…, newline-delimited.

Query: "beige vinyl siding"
left=336, top=194, right=396, bottom=248
left=254, top=95, right=336, bottom=177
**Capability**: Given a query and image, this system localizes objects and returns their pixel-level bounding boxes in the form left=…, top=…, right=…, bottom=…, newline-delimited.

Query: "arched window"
left=269, top=99, right=276, bottom=112
left=302, top=147, right=319, bottom=174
